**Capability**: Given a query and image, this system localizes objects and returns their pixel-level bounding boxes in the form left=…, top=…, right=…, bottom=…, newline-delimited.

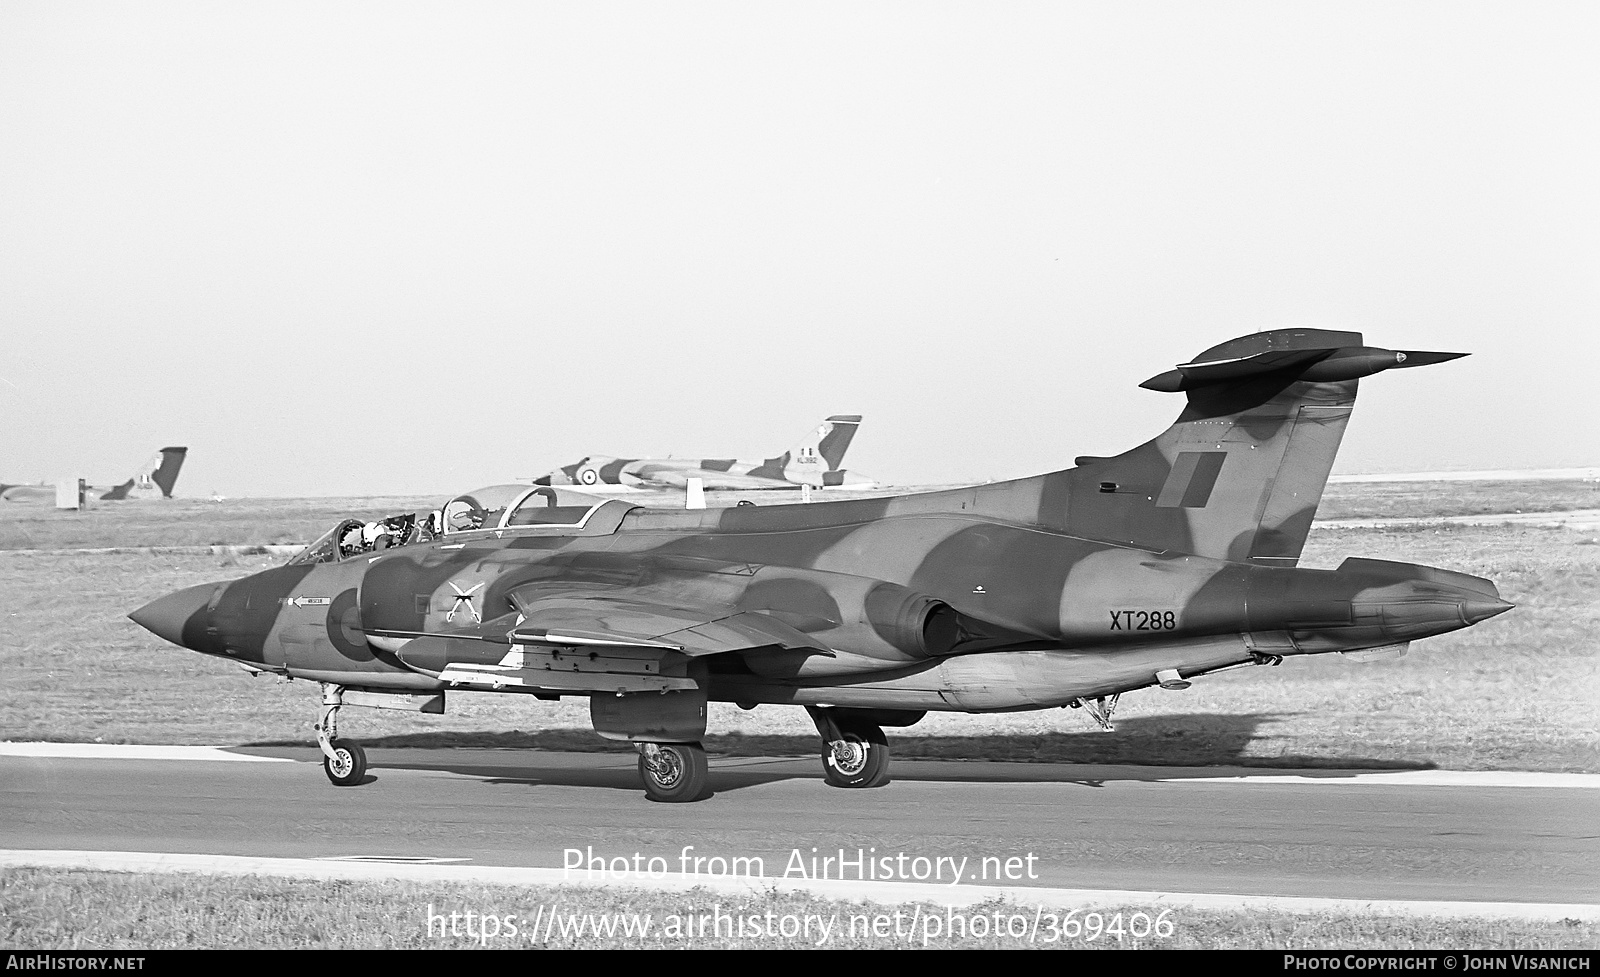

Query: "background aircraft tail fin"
left=780, top=415, right=862, bottom=484
left=812, top=414, right=862, bottom=470
left=149, top=446, right=187, bottom=497
left=1029, top=330, right=1464, bottom=566
left=103, top=446, right=188, bottom=500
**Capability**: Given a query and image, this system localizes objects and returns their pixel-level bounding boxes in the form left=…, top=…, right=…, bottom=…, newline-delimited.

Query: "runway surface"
left=3, top=745, right=1596, bottom=911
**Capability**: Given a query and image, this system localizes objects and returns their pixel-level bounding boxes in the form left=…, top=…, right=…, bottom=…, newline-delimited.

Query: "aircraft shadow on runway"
left=246, top=712, right=1436, bottom=797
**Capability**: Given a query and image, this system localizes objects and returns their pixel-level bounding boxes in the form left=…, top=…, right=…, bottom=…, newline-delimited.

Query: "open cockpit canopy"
left=294, top=518, right=367, bottom=565
left=291, top=484, right=621, bottom=565
left=440, top=484, right=606, bottom=533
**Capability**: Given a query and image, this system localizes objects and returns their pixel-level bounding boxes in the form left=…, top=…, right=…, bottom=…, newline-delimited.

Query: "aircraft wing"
left=631, top=466, right=798, bottom=490
left=389, top=585, right=829, bottom=695
left=0, top=485, right=52, bottom=503
left=507, top=588, right=830, bottom=656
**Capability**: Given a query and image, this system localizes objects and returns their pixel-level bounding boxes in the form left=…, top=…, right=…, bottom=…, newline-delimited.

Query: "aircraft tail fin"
left=104, top=446, right=188, bottom=500
left=149, top=446, right=187, bottom=497
left=1030, top=330, right=1464, bottom=566
left=780, top=415, right=862, bottom=484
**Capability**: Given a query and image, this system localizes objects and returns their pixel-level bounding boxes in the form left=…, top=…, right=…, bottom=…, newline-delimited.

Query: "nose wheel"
left=323, top=738, right=368, bottom=786
left=316, top=683, right=369, bottom=786
left=637, top=742, right=709, bottom=802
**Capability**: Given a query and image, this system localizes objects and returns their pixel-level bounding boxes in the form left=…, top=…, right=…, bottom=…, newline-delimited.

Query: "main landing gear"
left=637, top=742, right=709, bottom=802
left=809, top=708, right=890, bottom=789
left=317, top=684, right=368, bottom=786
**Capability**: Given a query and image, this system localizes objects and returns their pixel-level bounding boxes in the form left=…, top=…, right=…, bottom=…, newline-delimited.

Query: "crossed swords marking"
left=447, top=581, right=483, bottom=624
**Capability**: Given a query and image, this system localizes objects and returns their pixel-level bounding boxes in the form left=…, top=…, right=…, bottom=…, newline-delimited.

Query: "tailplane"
left=1028, top=330, right=1464, bottom=565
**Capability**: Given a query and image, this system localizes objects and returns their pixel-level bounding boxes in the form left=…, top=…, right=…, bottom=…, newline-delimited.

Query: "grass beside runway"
left=3, top=867, right=1596, bottom=949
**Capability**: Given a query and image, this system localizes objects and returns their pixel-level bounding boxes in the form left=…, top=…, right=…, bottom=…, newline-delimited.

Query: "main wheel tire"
left=822, top=721, right=889, bottom=788
left=323, top=738, right=368, bottom=786
left=638, top=743, right=709, bottom=802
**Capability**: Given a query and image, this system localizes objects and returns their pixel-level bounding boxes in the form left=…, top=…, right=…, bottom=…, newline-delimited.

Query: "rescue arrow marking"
left=279, top=597, right=331, bottom=608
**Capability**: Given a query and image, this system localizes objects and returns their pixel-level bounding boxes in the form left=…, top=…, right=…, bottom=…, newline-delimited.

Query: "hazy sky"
left=2, top=2, right=1596, bottom=498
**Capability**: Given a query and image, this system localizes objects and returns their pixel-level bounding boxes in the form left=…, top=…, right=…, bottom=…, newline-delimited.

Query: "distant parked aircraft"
left=534, top=415, right=876, bottom=491
left=1, top=447, right=188, bottom=503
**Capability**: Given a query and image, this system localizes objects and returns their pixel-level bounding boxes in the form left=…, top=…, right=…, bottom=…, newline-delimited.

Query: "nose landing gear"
left=317, top=683, right=368, bottom=786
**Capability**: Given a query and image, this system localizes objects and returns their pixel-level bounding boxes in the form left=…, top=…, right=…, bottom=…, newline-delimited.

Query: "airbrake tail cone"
left=1462, top=598, right=1515, bottom=625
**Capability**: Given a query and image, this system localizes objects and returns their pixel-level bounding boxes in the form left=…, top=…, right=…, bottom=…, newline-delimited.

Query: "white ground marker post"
left=55, top=477, right=85, bottom=510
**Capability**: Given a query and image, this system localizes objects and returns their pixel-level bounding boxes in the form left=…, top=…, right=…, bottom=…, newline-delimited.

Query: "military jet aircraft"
left=129, top=330, right=1511, bottom=802
left=533, top=414, right=876, bottom=491
left=2, top=446, right=188, bottom=503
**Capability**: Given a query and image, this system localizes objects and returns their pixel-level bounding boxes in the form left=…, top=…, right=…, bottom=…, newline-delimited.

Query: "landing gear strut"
left=809, top=708, right=890, bottom=789
left=317, top=683, right=368, bottom=786
left=637, top=742, right=709, bottom=802
left=1068, top=693, right=1119, bottom=732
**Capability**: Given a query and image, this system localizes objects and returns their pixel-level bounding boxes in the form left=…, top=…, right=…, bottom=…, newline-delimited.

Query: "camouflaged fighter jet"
left=129, top=330, right=1512, bottom=802
left=2, top=446, right=187, bottom=503
left=533, top=414, right=876, bottom=491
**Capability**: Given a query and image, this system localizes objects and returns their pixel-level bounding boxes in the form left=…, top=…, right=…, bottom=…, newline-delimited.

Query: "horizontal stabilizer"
left=1021, top=328, right=1473, bottom=568
left=1141, top=332, right=1467, bottom=392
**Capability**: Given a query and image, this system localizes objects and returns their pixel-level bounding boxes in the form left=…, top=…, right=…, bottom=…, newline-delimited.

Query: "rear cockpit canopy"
left=442, top=484, right=603, bottom=533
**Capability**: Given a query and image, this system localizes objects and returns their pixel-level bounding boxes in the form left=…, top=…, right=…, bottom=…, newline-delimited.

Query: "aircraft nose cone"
left=532, top=475, right=551, bottom=485
left=1462, top=598, right=1515, bottom=625
left=129, top=583, right=215, bottom=648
